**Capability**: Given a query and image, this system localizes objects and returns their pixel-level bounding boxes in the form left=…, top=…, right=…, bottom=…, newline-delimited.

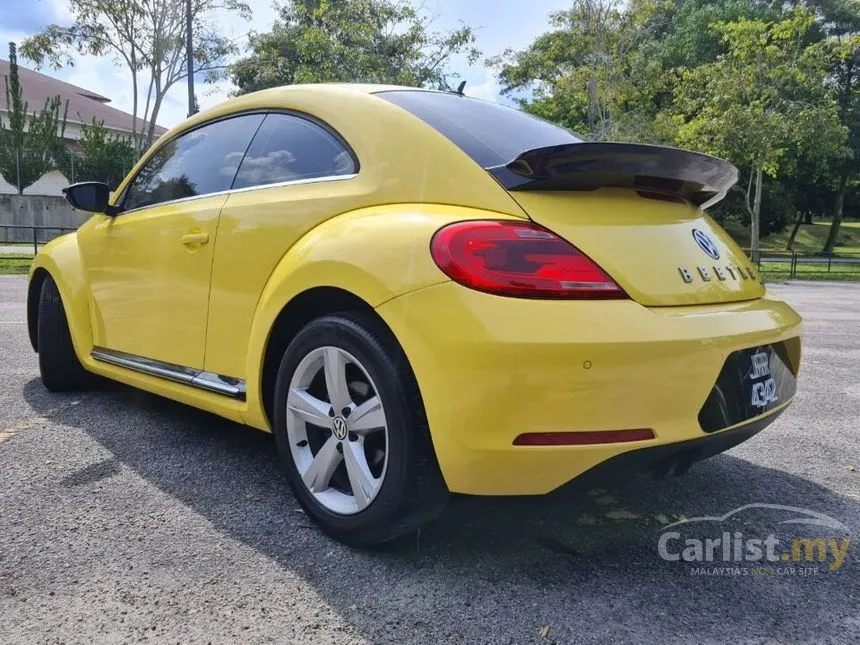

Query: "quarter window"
left=232, top=113, right=356, bottom=190
left=123, top=113, right=265, bottom=210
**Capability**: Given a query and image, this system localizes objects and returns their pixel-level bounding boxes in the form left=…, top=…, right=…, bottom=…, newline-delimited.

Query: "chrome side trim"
left=91, top=347, right=246, bottom=401
left=120, top=173, right=358, bottom=216
left=191, top=372, right=246, bottom=398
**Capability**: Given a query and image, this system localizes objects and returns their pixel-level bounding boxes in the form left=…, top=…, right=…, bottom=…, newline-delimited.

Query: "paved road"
left=1, top=276, right=858, bottom=644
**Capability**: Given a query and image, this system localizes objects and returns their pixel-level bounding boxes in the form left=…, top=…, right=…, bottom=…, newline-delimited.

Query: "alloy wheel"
left=286, top=346, right=388, bottom=515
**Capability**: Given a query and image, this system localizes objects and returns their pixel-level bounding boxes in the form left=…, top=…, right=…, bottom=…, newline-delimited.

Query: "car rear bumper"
left=376, top=283, right=802, bottom=495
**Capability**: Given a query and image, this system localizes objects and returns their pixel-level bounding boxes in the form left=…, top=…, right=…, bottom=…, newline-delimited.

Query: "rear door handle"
left=181, top=232, right=209, bottom=246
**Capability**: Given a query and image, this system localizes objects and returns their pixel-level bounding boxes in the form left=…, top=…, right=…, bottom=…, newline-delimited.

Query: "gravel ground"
left=1, top=275, right=858, bottom=644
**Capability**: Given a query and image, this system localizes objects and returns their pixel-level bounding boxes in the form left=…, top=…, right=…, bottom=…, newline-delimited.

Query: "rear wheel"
left=37, top=276, right=91, bottom=391
left=273, top=312, right=448, bottom=545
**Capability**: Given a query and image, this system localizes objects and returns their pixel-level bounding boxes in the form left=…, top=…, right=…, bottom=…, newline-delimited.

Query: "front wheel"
left=37, top=276, right=92, bottom=392
left=272, top=312, right=448, bottom=546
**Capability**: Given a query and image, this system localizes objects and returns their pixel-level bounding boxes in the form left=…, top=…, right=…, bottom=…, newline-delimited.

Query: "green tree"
left=71, top=120, right=137, bottom=189
left=21, top=0, right=251, bottom=152
left=644, top=0, right=788, bottom=68
left=230, top=0, right=479, bottom=94
left=492, top=0, right=664, bottom=141
left=670, top=10, right=846, bottom=259
left=811, top=0, right=860, bottom=253
left=0, top=42, right=69, bottom=194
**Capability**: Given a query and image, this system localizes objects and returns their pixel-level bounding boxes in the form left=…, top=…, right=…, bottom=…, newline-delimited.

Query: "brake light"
left=430, top=221, right=626, bottom=299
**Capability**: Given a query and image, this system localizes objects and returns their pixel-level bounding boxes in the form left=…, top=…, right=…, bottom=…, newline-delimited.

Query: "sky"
left=0, top=0, right=571, bottom=128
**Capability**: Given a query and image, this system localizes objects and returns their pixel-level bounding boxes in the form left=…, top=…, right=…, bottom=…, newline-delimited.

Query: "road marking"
left=0, top=399, right=84, bottom=446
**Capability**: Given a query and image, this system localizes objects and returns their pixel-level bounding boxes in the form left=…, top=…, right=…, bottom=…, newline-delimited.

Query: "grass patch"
left=760, top=260, right=860, bottom=282
left=720, top=218, right=860, bottom=255
left=763, top=221, right=860, bottom=254
left=0, top=258, right=32, bottom=274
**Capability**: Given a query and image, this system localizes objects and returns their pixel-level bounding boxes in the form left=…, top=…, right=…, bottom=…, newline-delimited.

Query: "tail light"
left=430, top=220, right=626, bottom=300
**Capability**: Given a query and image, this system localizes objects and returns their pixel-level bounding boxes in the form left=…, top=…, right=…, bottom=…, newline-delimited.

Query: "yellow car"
left=29, top=84, right=801, bottom=544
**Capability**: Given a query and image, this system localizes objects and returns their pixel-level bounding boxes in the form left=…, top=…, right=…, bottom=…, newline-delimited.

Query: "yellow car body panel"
left=206, top=197, right=524, bottom=384
left=29, top=236, right=246, bottom=424
left=29, top=83, right=802, bottom=500
left=29, top=234, right=93, bottom=358
left=511, top=189, right=766, bottom=306
left=76, top=195, right=224, bottom=369
left=377, top=285, right=801, bottom=494
left=222, top=205, right=524, bottom=432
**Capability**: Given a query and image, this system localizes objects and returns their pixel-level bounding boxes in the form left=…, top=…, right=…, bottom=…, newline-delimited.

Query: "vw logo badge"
left=692, top=229, right=720, bottom=260
left=332, top=416, right=348, bottom=440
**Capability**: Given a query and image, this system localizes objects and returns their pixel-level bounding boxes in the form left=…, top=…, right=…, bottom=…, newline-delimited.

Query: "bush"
left=67, top=120, right=137, bottom=189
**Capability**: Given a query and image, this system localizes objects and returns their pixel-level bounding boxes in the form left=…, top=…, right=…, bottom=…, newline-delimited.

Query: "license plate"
left=698, top=343, right=797, bottom=433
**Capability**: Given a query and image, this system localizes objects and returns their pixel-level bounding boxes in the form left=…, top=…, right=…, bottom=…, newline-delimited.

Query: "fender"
left=28, top=232, right=92, bottom=361
left=241, top=204, right=525, bottom=430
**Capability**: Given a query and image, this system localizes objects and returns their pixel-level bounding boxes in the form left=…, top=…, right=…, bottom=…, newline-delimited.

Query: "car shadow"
left=22, top=378, right=859, bottom=644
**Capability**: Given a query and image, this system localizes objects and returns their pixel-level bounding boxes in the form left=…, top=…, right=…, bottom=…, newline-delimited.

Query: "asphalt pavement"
left=1, top=275, right=858, bottom=644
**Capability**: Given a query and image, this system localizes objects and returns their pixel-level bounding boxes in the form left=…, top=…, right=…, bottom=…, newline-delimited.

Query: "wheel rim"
left=286, top=346, right=389, bottom=515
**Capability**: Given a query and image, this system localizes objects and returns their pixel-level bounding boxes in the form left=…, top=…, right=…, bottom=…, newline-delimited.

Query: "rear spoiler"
left=487, top=143, right=738, bottom=209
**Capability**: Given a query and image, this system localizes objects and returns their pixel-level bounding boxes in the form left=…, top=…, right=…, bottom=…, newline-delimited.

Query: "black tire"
left=37, top=276, right=91, bottom=391
left=273, top=312, right=448, bottom=546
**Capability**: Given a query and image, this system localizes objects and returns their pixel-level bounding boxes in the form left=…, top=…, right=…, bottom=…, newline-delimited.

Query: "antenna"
left=455, top=80, right=466, bottom=95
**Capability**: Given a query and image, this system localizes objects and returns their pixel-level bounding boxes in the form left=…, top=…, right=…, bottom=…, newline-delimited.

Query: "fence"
left=0, top=224, right=79, bottom=255
left=752, top=249, right=860, bottom=280
left=0, top=146, right=138, bottom=196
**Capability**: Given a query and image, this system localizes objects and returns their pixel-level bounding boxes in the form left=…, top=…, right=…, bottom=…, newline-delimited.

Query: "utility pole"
left=186, top=0, right=196, bottom=117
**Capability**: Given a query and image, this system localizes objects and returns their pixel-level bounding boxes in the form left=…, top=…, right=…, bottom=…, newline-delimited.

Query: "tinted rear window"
left=378, top=90, right=582, bottom=168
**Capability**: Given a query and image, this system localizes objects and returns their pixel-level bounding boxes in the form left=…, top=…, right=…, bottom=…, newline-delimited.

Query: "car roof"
left=212, top=82, right=439, bottom=113
left=153, top=83, right=441, bottom=145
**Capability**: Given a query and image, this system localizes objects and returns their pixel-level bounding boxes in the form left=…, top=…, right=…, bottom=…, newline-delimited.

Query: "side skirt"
left=91, top=347, right=246, bottom=401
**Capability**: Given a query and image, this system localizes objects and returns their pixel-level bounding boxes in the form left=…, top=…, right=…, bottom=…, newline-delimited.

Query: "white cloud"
left=467, top=71, right=500, bottom=103
left=45, top=0, right=75, bottom=22
left=8, top=0, right=563, bottom=127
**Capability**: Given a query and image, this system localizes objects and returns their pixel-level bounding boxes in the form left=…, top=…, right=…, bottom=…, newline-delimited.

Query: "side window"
left=123, top=113, right=265, bottom=210
left=232, top=113, right=356, bottom=190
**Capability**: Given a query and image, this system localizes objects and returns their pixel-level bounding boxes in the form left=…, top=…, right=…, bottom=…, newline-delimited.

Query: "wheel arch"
left=28, top=234, right=93, bottom=360
left=257, top=286, right=391, bottom=430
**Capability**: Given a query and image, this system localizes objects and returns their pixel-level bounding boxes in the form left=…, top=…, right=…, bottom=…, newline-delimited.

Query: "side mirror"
left=62, top=182, right=119, bottom=216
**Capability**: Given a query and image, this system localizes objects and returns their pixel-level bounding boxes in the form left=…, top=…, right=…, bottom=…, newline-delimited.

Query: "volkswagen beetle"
left=28, top=84, right=802, bottom=544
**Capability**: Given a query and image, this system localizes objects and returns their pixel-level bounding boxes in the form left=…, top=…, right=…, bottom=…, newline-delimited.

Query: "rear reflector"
left=430, top=220, right=626, bottom=300
left=513, top=429, right=655, bottom=446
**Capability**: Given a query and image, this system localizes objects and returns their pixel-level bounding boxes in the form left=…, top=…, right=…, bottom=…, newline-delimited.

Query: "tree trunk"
left=822, top=170, right=848, bottom=254
left=587, top=75, right=599, bottom=136
left=786, top=210, right=804, bottom=251
left=750, top=166, right=763, bottom=263
left=145, top=91, right=164, bottom=150
left=131, top=60, right=139, bottom=152
left=15, top=148, right=22, bottom=195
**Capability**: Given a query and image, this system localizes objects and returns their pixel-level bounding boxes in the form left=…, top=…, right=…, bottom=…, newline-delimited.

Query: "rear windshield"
left=378, top=90, right=582, bottom=168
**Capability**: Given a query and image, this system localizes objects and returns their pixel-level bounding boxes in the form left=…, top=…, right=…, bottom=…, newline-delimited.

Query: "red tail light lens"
left=430, top=220, right=626, bottom=299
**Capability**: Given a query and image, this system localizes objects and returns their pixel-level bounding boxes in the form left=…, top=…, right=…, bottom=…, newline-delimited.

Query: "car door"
left=78, top=113, right=265, bottom=369
left=203, top=111, right=360, bottom=380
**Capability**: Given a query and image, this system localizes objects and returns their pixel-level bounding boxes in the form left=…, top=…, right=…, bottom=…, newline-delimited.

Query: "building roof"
left=0, top=58, right=167, bottom=138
